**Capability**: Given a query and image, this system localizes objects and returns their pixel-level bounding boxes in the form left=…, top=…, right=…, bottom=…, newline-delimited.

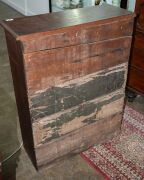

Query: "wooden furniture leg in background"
left=127, top=0, right=144, bottom=100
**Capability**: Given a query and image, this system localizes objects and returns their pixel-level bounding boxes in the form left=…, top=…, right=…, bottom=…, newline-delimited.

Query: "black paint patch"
left=31, top=70, right=125, bottom=120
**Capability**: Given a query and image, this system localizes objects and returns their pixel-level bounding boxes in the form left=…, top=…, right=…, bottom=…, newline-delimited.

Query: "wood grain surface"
left=33, top=90, right=125, bottom=146
left=24, top=37, right=132, bottom=93
left=29, top=63, right=127, bottom=120
left=35, top=113, right=123, bottom=167
left=128, top=67, right=144, bottom=94
left=5, top=31, right=37, bottom=168
left=0, top=4, right=134, bottom=40
left=21, top=19, right=133, bottom=53
left=127, top=0, right=144, bottom=95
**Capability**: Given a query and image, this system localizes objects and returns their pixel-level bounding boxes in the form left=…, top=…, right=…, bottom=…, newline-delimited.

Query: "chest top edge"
left=0, top=4, right=135, bottom=41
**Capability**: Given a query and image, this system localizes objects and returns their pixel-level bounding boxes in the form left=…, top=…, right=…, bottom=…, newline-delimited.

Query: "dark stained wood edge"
left=17, top=15, right=135, bottom=41
left=0, top=4, right=135, bottom=41
left=1, top=16, right=133, bottom=41
left=126, top=0, right=144, bottom=96
left=35, top=112, right=123, bottom=168
left=4, top=30, right=38, bottom=169
left=127, top=67, right=144, bottom=94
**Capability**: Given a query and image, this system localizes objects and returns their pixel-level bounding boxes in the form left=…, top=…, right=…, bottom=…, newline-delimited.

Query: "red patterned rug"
left=81, top=106, right=144, bottom=180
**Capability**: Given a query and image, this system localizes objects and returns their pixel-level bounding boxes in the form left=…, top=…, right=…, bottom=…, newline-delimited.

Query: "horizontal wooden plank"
left=21, top=19, right=133, bottom=53
left=29, top=63, right=127, bottom=120
left=35, top=112, right=122, bottom=168
left=32, top=90, right=125, bottom=146
left=24, top=37, right=131, bottom=93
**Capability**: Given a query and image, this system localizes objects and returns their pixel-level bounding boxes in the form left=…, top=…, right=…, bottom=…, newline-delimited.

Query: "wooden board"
left=0, top=4, right=134, bottom=40
left=35, top=112, right=123, bottom=167
left=29, top=63, right=127, bottom=120
left=21, top=18, right=133, bottom=53
left=131, top=48, right=144, bottom=70
left=127, top=0, right=144, bottom=95
left=128, top=67, right=144, bottom=94
left=24, top=37, right=132, bottom=93
left=33, top=90, right=125, bottom=147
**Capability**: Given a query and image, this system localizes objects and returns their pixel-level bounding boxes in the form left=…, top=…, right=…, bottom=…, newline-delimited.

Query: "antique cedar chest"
left=1, top=4, right=134, bottom=169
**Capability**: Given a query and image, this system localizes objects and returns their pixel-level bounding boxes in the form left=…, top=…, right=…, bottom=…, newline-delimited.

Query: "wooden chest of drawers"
left=1, top=4, right=134, bottom=169
left=127, top=0, right=144, bottom=95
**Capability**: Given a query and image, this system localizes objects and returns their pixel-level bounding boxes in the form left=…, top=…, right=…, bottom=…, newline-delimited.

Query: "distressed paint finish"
left=36, top=112, right=123, bottom=167
left=24, top=37, right=132, bottom=93
left=33, top=90, right=125, bottom=147
left=29, top=63, right=127, bottom=120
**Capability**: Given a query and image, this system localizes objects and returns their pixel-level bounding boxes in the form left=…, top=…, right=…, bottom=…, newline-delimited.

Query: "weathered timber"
left=30, top=63, right=127, bottom=120
left=1, top=4, right=134, bottom=169
left=21, top=19, right=133, bottom=53
left=33, top=90, right=125, bottom=146
left=24, top=37, right=131, bottom=93
left=0, top=4, right=134, bottom=40
left=35, top=113, right=123, bottom=167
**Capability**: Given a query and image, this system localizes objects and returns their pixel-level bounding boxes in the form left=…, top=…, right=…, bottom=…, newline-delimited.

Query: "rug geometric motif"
left=81, top=106, right=144, bottom=180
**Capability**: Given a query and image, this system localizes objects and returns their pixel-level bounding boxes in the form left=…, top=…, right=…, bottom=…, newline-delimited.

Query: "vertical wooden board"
left=4, top=31, right=37, bottom=169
